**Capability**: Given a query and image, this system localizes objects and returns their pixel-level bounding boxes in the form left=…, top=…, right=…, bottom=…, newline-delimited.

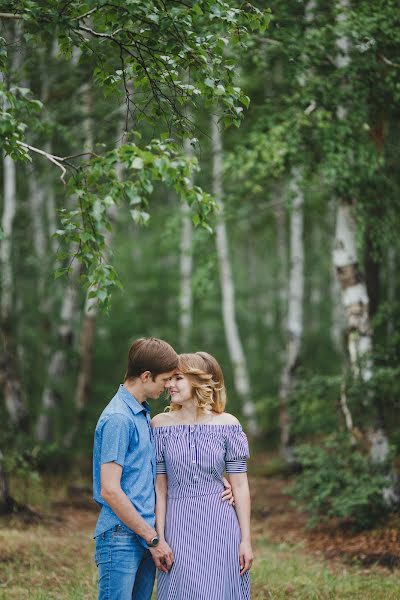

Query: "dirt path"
left=251, top=475, right=400, bottom=570
left=1, top=474, right=399, bottom=599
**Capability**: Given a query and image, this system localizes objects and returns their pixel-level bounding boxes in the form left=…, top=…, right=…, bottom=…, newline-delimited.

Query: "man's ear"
left=140, top=371, right=151, bottom=383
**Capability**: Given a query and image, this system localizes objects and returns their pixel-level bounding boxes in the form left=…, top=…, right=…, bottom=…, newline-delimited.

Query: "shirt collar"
left=119, top=384, right=151, bottom=415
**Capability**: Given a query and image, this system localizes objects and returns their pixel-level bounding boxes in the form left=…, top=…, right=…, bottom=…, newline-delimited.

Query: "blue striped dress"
left=154, top=424, right=250, bottom=600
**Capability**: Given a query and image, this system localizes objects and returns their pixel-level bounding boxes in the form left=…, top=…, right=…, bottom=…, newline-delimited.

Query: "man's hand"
left=221, top=476, right=235, bottom=505
left=149, top=540, right=174, bottom=573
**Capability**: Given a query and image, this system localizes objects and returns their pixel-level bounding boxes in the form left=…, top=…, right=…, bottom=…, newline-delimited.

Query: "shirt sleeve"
left=100, top=413, right=133, bottom=467
left=154, top=430, right=167, bottom=475
left=225, top=428, right=250, bottom=474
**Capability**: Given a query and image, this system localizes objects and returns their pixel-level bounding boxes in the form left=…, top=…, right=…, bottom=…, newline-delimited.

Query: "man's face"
left=144, top=370, right=175, bottom=400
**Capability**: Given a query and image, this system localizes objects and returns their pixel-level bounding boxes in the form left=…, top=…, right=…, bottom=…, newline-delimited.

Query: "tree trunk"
left=333, top=203, right=391, bottom=458
left=74, top=97, right=124, bottom=413
left=0, top=453, right=13, bottom=514
left=330, top=199, right=346, bottom=353
left=179, top=136, right=193, bottom=350
left=36, top=245, right=80, bottom=442
left=29, top=172, right=47, bottom=298
left=333, top=204, right=372, bottom=378
left=211, top=115, right=258, bottom=435
left=333, top=2, right=396, bottom=502
left=279, top=168, right=304, bottom=463
left=1, top=137, right=29, bottom=430
left=386, top=246, right=395, bottom=338
left=273, top=196, right=288, bottom=331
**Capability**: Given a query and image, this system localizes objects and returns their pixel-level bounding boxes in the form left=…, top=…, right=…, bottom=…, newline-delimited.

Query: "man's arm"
left=101, top=462, right=173, bottom=572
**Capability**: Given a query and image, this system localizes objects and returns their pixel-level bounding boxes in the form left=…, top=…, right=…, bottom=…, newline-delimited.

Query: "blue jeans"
left=95, top=525, right=156, bottom=600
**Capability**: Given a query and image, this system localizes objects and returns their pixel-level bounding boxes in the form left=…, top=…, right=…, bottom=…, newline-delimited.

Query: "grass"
left=252, top=538, right=400, bottom=600
left=0, top=514, right=399, bottom=599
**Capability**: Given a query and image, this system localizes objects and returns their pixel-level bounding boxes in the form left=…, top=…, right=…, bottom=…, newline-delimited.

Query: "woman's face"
left=165, top=371, right=193, bottom=405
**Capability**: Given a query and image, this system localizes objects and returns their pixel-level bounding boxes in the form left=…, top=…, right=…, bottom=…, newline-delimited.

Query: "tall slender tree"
left=0, top=25, right=29, bottom=430
left=279, top=169, right=304, bottom=462
left=179, top=135, right=194, bottom=350
left=211, top=115, right=258, bottom=434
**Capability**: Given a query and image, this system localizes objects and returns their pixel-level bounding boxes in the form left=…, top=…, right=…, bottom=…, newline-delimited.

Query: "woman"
left=151, top=352, right=253, bottom=599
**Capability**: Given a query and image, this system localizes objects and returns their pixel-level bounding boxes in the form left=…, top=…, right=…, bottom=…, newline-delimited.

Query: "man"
left=93, top=337, right=233, bottom=600
left=93, top=337, right=178, bottom=600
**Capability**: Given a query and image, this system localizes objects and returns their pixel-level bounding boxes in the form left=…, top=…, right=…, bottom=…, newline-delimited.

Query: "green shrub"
left=290, top=435, right=392, bottom=529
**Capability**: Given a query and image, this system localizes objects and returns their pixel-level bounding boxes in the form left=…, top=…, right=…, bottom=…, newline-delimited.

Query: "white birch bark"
left=279, top=168, right=304, bottom=462
left=332, top=1, right=397, bottom=504
left=179, top=136, right=193, bottom=350
left=330, top=200, right=346, bottom=355
left=273, top=197, right=288, bottom=329
left=36, top=247, right=81, bottom=442
left=1, top=154, right=16, bottom=321
left=36, top=52, right=86, bottom=441
left=211, top=115, right=258, bottom=434
left=0, top=28, right=29, bottom=430
left=333, top=205, right=372, bottom=378
left=333, top=2, right=392, bottom=472
left=332, top=204, right=393, bottom=473
left=29, top=174, right=47, bottom=299
left=277, top=0, right=317, bottom=461
left=0, top=151, right=29, bottom=428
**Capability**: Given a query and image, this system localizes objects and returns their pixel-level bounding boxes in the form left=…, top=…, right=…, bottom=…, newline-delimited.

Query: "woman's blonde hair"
left=168, top=352, right=226, bottom=415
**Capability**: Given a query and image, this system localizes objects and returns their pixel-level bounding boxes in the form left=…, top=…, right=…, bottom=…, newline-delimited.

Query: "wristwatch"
left=147, top=535, right=160, bottom=548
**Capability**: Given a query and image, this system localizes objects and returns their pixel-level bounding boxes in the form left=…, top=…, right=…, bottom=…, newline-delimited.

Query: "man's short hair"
left=124, top=337, right=178, bottom=381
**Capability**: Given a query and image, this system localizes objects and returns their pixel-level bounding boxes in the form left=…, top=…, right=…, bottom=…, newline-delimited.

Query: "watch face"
left=151, top=536, right=159, bottom=547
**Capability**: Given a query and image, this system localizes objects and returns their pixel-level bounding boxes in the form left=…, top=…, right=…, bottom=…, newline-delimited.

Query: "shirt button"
left=193, top=476, right=198, bottom=480
left=190, top=426, right=195, bottom=432
left=192, top=460, right=196, bottom=464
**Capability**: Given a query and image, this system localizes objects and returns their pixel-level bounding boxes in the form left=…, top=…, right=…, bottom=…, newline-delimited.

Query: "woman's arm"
left=155, top=473, right=168, bottom=542
left=229, top=472, right=253, bottom=575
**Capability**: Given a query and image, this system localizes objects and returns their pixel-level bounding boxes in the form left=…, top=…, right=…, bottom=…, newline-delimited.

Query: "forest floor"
left=0, top=465, right=399, bottom=599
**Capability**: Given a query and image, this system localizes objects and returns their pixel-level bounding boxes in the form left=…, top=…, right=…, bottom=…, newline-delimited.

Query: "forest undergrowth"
left=0, top=464, right=399, bottom=600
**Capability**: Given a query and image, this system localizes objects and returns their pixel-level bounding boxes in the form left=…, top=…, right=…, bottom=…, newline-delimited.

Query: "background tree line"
left=1, top=0, right=400, bottom=529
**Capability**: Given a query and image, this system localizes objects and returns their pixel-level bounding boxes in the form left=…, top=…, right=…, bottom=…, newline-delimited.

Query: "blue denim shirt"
left=93, top=385, right=156, bottom=547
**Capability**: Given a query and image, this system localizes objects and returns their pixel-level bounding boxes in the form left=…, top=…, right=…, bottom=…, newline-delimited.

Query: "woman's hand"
left=239, top=541, right=253, bottom=576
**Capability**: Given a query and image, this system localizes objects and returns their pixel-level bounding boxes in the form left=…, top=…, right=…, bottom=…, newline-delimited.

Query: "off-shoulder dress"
left=153, top=424, right=250, bottom=600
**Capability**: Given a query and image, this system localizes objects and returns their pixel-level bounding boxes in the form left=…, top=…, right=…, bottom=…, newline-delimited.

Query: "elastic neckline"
left=152, top=424, right=243, bottom=433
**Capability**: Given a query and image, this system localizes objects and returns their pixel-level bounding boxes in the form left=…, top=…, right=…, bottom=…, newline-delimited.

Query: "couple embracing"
left=93, top=337, right=253, bottom=599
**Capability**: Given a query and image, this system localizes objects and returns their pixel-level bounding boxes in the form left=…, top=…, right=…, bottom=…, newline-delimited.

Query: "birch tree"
left=179, top=136, right=194, bottom=350
left=333, top=204, right=391, bottom=460
left=36, top=49, right=85, bottom=442
left=74, top=96, right=124, bottom=413
left=0, top=28, right=29, bottom=431
left=211, top=115, right=258, bottom=434
left=333, top=2, right=393, bottom=487
left=279, top=169, right=304, bottom=463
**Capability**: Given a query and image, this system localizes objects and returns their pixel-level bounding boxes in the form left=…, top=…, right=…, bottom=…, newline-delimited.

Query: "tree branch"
left=0, top=12, right=23, bottom=19
left=15, top=141, right=78, bottom=183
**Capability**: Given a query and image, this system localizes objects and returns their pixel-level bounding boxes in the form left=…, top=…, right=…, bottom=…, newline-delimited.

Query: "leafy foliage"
left=291, top=435, right=392, bottom=529
left=55, top=136, right=216, bottom=307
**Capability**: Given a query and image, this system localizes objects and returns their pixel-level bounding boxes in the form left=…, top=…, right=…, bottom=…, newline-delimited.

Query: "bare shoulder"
left=151, top=412, right=173, bottom=427
left=212, top=412, right=241, bottom=425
